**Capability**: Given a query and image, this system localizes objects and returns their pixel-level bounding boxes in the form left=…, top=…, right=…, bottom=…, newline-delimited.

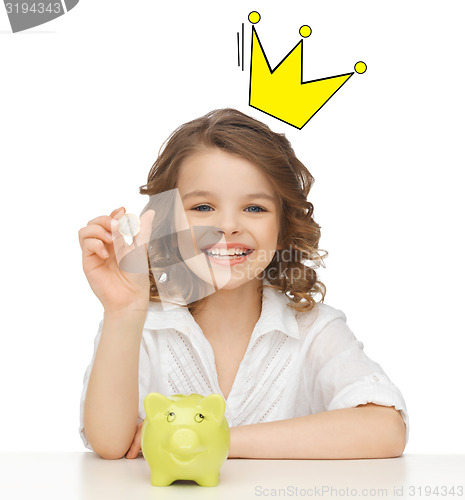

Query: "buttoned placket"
left=185, top=316, right=272, bottom=413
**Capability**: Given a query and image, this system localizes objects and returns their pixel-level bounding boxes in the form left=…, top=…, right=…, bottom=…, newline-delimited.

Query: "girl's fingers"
left=125, top=439, right=140, bottom=459
left=80, top=208, right=125, bottom=252
left=79, top=224, right=113, bottom=254
left=86, top=208, right=125, bottom=233
left=126, top=422, right=143, bottom=459
left=79, top=224, right=113, bottom=247
left=111, top=210, right=156, bottom=270
left=110, top=207, right=125, bottom=217
left=81, top=207, right=154, bottom=270
left=83, top=237, right=109, bottom=259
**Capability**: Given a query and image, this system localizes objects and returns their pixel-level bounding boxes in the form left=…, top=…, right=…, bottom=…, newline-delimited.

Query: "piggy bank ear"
left=200, top=394, right=226, bottom=422
left=144, top=393, right=172, bottom=421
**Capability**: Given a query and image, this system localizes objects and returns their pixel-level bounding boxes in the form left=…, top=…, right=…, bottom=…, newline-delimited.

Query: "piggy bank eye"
left=167, top=412, right=176, bottom=422
left=194, top=413, right=205, bottom=423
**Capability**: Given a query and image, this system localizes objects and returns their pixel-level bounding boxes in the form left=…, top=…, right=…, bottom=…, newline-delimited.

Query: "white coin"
left=118, top=214, right=141, bottom=238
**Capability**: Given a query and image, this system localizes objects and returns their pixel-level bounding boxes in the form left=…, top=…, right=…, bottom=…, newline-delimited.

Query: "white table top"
left=1, top=453, right=464, bottom=500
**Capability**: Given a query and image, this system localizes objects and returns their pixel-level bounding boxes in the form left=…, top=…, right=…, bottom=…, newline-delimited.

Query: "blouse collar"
left=144, top=279, right=301, bottom=340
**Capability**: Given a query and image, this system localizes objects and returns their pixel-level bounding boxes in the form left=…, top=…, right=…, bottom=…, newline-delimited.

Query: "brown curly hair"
left=139, top=108, right=327, bottom=315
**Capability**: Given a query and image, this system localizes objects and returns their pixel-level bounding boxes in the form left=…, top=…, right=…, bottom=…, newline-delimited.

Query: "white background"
left=0, top=0, right=463, bottom=453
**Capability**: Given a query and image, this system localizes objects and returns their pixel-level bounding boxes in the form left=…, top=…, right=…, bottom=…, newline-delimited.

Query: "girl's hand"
left=126, top=420, right=144, bottom=459
left=78, top=207, right=156, bottom=314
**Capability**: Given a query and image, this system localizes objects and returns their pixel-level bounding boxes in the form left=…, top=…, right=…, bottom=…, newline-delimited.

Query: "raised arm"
left=78, top=206, right=155, bottom=459
left=83, top=309, right=147, bottom=459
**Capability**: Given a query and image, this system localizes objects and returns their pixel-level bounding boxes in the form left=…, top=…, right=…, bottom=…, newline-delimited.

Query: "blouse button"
left=372, top=375, right=379, bottom=382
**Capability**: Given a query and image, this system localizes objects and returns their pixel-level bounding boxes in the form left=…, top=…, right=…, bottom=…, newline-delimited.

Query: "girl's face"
left=176, top=147, right=280, bottom=290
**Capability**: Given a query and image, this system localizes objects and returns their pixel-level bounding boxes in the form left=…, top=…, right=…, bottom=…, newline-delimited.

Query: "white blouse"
left=79, top=281, right=409, bottom=450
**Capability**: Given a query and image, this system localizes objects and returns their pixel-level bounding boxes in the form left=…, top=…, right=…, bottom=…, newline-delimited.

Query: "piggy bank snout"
left=169, top=428, right=202, bottom=455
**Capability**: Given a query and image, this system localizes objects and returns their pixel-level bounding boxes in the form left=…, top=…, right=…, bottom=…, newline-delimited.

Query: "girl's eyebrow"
left=183, top=190, right=276, bottom=203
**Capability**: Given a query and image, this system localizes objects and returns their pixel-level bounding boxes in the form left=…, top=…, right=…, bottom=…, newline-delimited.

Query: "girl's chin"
left=183, top=255, right=270, bottom=289
left=212, top=271, right=265, bottom=288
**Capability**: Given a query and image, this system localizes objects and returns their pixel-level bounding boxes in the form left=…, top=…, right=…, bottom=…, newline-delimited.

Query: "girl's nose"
left=216, top=215, right=242, bottom=236
left=218, top=226, right=240, bottom=236
left=198, top=206, right=242, bottom=235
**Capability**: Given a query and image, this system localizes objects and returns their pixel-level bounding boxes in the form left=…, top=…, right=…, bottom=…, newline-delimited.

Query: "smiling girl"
left=78, top=108, right=408, bottom=460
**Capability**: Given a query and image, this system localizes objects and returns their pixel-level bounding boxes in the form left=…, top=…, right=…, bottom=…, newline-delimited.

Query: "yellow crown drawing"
left=246, top=11, right=366, bottom=129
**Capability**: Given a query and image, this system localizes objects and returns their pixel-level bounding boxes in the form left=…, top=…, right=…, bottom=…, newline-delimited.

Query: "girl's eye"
left=192, top=205, right=266, bottom=213
left=245, top=205, right=266, bottom=213
left=192, top=205, right=213, bottom=212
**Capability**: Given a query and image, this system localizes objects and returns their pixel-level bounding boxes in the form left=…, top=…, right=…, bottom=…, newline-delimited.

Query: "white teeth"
left=205, top=248, right=252, bottom=258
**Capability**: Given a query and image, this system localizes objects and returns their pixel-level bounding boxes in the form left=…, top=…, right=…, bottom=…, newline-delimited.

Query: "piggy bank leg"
left=151, top=471, right=176, bottom=487
left=196, top=471, right=220, bottom=487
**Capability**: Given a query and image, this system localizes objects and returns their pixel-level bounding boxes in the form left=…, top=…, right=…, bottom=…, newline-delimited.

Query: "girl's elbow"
left=392, top=426, right=406, bottom=457
left=90, top=440, right=128, bottom=460
left=385, top=412, right=407, bottom=458
left=98, top=449, right=127, bottom=460
left=85, top=429, right=131, bottom=460
left=366, top=406, right=406, bottom=458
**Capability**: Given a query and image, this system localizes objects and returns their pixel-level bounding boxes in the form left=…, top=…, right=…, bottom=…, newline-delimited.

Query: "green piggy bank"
left=141, top=392, right=230, bottom=487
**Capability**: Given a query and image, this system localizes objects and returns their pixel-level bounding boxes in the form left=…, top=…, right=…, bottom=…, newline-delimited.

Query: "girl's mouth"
left=202, top=248, right=254, bottom=266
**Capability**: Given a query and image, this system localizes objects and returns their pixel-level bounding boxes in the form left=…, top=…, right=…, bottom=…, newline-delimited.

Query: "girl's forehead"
left=177, top=149, right=276, bottom=196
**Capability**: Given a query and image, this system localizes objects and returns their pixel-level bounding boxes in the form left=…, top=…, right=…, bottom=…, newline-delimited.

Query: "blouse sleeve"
left=78, top=319, right=151, bottom=452
left=305, top=317, right=409, bottom=444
